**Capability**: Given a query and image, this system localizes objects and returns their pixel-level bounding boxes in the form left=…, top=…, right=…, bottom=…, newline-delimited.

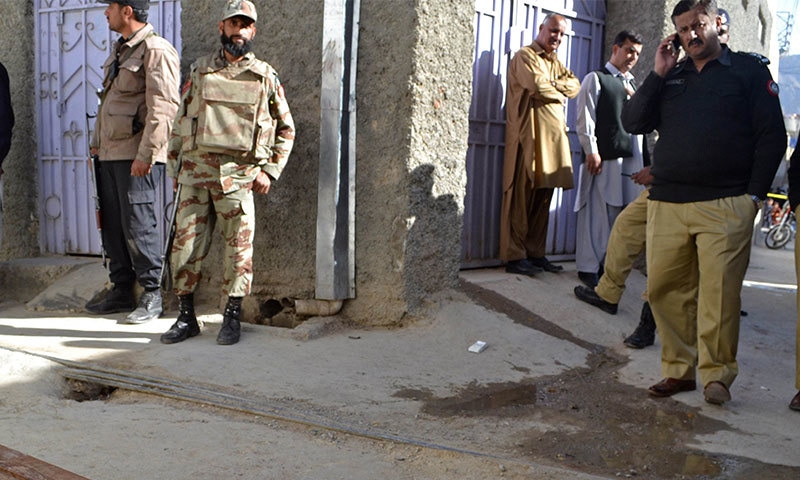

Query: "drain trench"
left=6, top=347, right=516, bottom=465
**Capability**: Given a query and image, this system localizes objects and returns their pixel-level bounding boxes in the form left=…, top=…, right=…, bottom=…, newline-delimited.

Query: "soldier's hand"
left=131, top=159, right=152, bottom=177
left=253, top=171, right=271, bottom=195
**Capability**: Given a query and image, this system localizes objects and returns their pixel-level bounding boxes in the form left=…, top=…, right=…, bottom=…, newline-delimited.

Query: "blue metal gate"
left=463, top=0, right=606, bottom=268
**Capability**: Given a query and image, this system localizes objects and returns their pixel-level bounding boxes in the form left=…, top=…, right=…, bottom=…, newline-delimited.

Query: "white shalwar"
left=574, top=62, right=645, bottom=273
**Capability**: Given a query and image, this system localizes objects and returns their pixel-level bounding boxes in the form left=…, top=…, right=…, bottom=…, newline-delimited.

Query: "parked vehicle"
left=764, top=191, right=796, bottom=249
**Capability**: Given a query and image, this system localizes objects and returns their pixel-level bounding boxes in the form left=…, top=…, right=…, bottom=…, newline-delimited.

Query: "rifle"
left=159, top=178, right=181, bottom=289
left=86, top=114, right=108, bottom=270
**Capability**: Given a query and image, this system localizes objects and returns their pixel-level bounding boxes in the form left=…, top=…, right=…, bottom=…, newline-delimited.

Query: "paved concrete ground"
left=0, top=235, right=799, bottom=479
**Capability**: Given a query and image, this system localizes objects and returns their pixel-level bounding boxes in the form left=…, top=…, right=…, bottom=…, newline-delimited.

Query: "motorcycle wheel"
left=765, top=224, right=792, bottom=249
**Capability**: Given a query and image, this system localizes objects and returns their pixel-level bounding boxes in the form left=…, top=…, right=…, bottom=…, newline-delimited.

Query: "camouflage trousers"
left=170, top=185, right=255, bottom=297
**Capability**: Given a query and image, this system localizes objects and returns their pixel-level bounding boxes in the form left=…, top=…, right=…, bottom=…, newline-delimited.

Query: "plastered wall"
left=177, top=0, right=473, bottom=324
left=0, top=2, right=38, bottom=260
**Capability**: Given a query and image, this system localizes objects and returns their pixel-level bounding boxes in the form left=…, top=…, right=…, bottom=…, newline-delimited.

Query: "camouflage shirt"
left=168, top=49, right=295, bottom=193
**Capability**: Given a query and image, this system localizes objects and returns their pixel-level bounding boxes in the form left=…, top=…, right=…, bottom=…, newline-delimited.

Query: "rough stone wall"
left=0, top=2, right=38, bottom=260
left=182, top=0, right=472, bottom=325
left=402, top=0, right=472, bottom=313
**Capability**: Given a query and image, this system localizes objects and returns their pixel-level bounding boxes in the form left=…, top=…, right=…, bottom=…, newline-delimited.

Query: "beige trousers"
left=646, top=194, right=754, bottom=387
left=795, top=237, right=800, bottom=389
left=595, top=189, right=649, bottom=304
left=500, top=151, right=554, bottom=261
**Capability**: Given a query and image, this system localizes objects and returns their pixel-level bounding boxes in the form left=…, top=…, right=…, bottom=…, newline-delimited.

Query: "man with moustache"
left=622, top=0, right=785, bottom=405
left=574, top=8, right=738, bottom=350
left=573, top=30, right=646, bottom=289
left=160, top=0, right=295, bottom=346
left=500, top=13, right=581, bottom=276
left=86, top=0, right=180, bottom=323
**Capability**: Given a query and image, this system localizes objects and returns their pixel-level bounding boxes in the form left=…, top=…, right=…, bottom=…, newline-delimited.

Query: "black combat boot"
left=217, top=296, right=242, bottom=345
left=624, top=301, right=656, bottom=349
left=86, top=283, right=136, bottom=315
left=160, top=294, right=200, bottom=344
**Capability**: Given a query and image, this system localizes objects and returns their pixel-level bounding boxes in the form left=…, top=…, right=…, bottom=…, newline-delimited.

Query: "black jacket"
left=621, top=46, right=785, bottom=203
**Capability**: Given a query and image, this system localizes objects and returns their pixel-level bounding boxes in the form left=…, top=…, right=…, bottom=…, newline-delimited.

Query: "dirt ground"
left=2, top=241, right=800, bottom=479
left=1, top=347, right=593, bottom=480
left=2, top=289, right=798, bottom=480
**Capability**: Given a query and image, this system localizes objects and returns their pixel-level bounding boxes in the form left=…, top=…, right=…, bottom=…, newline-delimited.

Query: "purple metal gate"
left=35, top=0, right=181, bottom=256
left=463, top=0, right=606, bottom=268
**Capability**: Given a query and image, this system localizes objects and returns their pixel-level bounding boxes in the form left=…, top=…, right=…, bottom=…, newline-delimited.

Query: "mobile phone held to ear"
left=670, top=35, right=681, bottom=53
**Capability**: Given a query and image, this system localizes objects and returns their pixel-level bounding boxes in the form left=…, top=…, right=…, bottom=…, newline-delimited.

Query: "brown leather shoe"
left=790, top=391, right=800, bottom=411
left=648, top=377, right=696, bottom=397
left=703, top=381, right=731, bottom=405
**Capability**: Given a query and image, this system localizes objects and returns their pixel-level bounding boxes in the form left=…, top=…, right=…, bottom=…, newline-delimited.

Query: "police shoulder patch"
left=767, top=80, right=780, bottom=97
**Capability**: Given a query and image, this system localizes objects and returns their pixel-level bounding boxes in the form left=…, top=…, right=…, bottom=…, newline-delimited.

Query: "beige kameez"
left=500, top=42, right=580, bottom=261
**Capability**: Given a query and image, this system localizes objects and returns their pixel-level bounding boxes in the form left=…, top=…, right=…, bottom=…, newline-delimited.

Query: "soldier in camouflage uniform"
left=160, top=0, right=294, bottom=346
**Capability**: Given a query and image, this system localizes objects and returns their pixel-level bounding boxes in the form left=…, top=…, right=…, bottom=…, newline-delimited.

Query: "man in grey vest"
left=574, top=30, right=647, bottom=288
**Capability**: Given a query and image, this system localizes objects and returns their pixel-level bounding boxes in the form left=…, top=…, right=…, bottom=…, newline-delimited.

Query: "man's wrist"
left=750, top=194, right=763, bottom=209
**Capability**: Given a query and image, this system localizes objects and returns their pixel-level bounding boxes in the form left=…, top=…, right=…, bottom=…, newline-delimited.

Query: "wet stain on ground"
left=392, top=280, right=800, bottom=479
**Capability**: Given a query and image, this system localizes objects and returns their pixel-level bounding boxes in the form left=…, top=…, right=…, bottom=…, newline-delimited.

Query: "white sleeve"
left=576, top=71, right=600, bottom=157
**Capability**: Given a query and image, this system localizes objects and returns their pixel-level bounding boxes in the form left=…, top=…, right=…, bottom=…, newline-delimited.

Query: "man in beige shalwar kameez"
left=500, top=13, right=580, bottom=276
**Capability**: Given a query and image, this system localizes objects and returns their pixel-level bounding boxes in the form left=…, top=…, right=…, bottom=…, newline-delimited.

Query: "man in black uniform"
left=621, top=0, right=785, bottom=405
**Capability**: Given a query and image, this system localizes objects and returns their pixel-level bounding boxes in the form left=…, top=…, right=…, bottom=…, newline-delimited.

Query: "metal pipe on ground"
left=281, top=297, right=343, bottom=316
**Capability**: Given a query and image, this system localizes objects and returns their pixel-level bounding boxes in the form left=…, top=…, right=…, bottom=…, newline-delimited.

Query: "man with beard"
left=86, top=0, right=180, bottom=323
left=622, top=0, right=785, bottom=405
left=160, top=0, right=295, bottom=346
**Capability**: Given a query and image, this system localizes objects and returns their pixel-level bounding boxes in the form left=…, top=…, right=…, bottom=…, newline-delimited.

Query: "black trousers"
left=97, top=160, right=164, bottom=290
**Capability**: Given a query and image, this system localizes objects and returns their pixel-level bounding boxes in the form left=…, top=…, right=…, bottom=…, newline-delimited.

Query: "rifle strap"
left=100, top=31, right=158, bottom=103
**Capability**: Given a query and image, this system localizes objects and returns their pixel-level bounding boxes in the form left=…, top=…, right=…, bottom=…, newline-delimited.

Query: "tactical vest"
left=594, top=67, right=633, bottom=160
left=179, top=55, right=273, bottom=159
